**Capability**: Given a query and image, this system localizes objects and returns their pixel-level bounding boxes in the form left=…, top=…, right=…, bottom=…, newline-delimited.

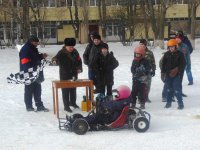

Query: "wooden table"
left=52, top=79, right=94, bottom=118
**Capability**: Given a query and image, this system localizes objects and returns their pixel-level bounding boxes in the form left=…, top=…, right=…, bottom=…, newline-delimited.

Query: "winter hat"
left=176, top=30, right=184, bottom=37
left=29, top=35, right=39, bottom=42
left=64, top=38, right=76, bottom=46
left=90, top=31, right=98, bottom=36
left=92, top=34, right=101, bottom=40
left=101, top=42, right=108, bottom=50
left=139, top=39, right=147, bottom=46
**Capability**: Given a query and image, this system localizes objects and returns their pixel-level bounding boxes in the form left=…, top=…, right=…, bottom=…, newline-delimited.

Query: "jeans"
left=24, top=82, right=43, bottom=109
left=186, top=68, right=193, bottom=83
left=165, top=75, right=183, bottom=106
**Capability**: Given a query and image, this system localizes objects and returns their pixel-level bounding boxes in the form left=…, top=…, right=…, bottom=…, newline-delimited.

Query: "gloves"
left=161, top=73, right=166, bottom=82
left=151, top=70, right=155, bottom=77
left=43, top=53, right=48, bottom=58
left=169, top=67, right=178, bottom=77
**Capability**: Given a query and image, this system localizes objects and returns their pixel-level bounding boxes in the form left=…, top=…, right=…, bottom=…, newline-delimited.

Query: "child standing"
left=92, top=43, right=119, bottom=99
left=131, top=45, right=151, bottom=109
left=52, top=38, right=82, bottom=113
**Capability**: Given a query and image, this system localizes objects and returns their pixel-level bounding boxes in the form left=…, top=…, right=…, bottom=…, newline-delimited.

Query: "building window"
left=106, top=23, right=120, bottom=37
left=44, top=22, right=56, bottom=38
left=67, top=0, right=73, bottom=6
left=89, top=0, right=99, bottom=6
left=57, top=0, right=66, bottom=7
left=44, top=0, right=56, bottom=7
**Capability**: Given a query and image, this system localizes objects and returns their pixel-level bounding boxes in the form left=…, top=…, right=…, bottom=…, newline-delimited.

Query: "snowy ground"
left=0, top=42, right=200, bottom=150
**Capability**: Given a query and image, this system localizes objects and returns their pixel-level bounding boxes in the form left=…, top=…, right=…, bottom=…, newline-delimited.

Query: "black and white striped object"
left=7, top=59, right=50, bottom=85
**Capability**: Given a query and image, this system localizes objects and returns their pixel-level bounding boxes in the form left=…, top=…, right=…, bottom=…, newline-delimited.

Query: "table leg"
left=52, top=85, right=56, bottom=114
left=56, top=88, right=59, bottom=118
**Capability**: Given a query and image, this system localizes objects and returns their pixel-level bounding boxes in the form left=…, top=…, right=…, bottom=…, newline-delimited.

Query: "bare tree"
left=67, top=0, right=80, bottom=42
left=98, top=0, right=106, bottom=41
left=188, top=0, right=200, bottom=49
left=81, top=0, right=89, bottom=43
left=29, top=0, right=48, bottom=46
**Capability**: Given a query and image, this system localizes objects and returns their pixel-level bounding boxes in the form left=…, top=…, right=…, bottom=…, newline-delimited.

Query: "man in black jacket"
left=161, top=39, right=186, bottom=109
left=52, top=38, right=82, bottom=113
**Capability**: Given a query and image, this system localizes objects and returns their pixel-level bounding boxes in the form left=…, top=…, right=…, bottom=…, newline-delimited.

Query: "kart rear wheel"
left=72, top=119, right=89, bottom=135
left=134, top=117, right=149, bottom=133
left=72, top=113, right=83, bottom=119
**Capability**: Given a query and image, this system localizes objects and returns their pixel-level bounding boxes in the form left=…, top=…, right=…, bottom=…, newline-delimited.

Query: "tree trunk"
left=190, top=3, right=197, bottom=49
left=22, top=0, right=30, bottom=42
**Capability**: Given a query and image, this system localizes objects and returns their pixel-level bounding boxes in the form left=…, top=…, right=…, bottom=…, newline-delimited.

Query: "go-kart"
left=58, top=85, right=151, bottom=135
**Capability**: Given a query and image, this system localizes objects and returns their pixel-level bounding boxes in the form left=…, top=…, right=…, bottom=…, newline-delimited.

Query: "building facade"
left=0, top=0, right=199, bottom=44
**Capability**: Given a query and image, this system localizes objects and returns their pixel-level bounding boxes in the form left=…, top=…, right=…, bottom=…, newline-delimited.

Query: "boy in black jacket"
left=161, top=39, right=185, bottom=109
left=52, top=38, right=82, bottom=112
left=92, top=43, right=119, bottom=98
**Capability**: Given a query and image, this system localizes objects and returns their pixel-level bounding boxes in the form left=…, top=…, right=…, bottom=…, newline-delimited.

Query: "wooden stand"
left=52, top=79, right=94, bottom=118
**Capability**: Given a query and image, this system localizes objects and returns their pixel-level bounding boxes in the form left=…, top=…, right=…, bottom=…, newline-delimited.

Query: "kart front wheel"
left=72, top=119, right=89, bottom=135
left=134, top=117, right=149, bottom=133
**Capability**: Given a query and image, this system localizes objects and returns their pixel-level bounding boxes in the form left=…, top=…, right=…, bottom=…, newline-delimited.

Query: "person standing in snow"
left=19, top=35, right=49, bottom=112
left=84, top=34, right=104, bottom=93
left=91, top=43, right=119, bottom=99
left=52, top=38, right=82, bottom=113
left=161, top=39, right=185, bottom=109
left=83, top=31, right=98, bottom=97
left=131, top=45, right=151, bottom=109
left=175, top=34, right=193, bottom=86
left=138, top=39, right=156, bottom=103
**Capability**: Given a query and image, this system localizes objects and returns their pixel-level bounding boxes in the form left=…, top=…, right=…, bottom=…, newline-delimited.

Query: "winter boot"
left=177, top=104, right=184, bottom=110
left=64, top=107, right=72, bottom=113
left=26, top=107, right=35, bottom=112
left=139, top=104, right=145, bottom=109
left=70, top=103, right=80, bottom=109
left=182, top=93, right=187, bottom=97
left=146, top=99, right=151, bottom=103
left=37, top=106, right=49, bottom=112
left=165, top=103, right=171, bottom=108
left=162, top=97, right=167, bottom=102
left=188, top=81, right=193, bottom=85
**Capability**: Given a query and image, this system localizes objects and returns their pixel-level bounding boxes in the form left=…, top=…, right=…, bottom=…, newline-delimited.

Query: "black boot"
left=139, top=104, right=145, bottom=109
left=37, top=106, right=49, bottom=112
left=177, top=104, right=184, bottom=110
left=64, top=107, right=72, bottom=113
left=165, top=103, right=171, bottom=108
left=70, top=103, right=80, bottom=109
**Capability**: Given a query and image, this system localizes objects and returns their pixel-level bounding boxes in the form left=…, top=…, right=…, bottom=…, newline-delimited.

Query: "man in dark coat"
left=19, top=35, right=49, bottom=112
left=52, top=38, right=82, bottom=113
left=176, top=30, right=193, bottom=54
left=83, top=34, right=103, bottom=92
left=92, top=43, right=119, bottom=98
left=161, top=39, right=186, bottom=109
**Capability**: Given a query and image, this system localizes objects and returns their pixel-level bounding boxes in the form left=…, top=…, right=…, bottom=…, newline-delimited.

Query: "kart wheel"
left=72, top=113, right=83, bottom=119
left=134, top=117, right=149, bottom=133
left=72, top=118, right=88, bottom=135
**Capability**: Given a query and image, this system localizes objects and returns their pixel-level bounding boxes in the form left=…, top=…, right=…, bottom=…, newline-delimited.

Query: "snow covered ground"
left=0, top=42, right=200, bottom=150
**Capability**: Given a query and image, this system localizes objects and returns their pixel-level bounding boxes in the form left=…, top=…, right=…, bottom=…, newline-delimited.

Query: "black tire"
left=134, top=117, right=149, bottom=133
left=72, top=119, right=89, bottom=135
left=72, top=113, right=83, bottom=119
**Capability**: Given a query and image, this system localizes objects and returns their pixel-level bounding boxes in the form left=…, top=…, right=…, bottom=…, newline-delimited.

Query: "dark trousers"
left=165, top=75, right=183, bottom=106
left=132, top=80, right=148, bottom=105
left=62, top=88, right=76, bottom=109
left=24, top=82, right=43, bottom=109
left=98, top=84, right=112, bottom=96
left=88, top=68, right=97, bottom=99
